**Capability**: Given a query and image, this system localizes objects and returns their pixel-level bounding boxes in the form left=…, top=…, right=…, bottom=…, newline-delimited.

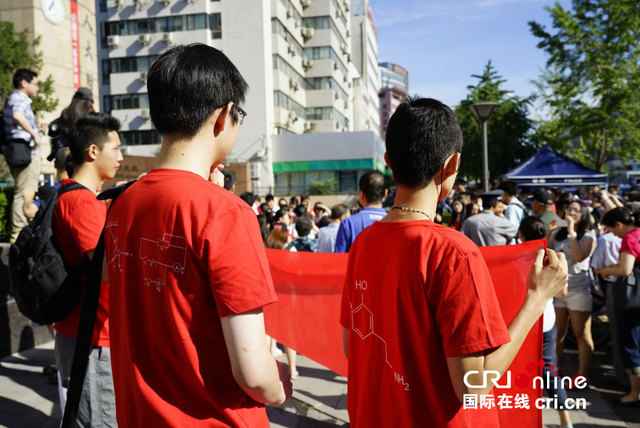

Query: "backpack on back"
left=9, top=182, right=87, bottom=324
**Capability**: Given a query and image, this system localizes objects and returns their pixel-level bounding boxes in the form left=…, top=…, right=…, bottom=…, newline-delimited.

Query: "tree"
left=454, top=61, right=538, bottom=184
left=0, top=16, right=59, bottom=178
left=529, top=0, right=640, bottom=171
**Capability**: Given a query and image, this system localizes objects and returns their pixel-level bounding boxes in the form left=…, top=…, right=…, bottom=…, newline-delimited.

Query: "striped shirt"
left=4, top=90, right=39, bottom=146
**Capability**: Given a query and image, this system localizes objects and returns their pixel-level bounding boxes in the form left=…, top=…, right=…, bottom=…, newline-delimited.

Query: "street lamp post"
left=468, top=102, right=499, bottom=192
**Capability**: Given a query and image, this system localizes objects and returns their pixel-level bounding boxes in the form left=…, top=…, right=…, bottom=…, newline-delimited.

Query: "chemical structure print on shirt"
left=351, top=280, right=410, bottom=391
left=139, top=233, right=187, bottom=292
left=106, top=221, right=132, bottom=273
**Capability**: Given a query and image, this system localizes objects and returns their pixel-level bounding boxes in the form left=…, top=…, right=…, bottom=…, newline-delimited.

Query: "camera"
left=47, top=118, right=63, bottom=162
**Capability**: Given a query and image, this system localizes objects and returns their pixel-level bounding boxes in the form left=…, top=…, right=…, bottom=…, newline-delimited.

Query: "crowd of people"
left=3, top=47, right=640, bottom=428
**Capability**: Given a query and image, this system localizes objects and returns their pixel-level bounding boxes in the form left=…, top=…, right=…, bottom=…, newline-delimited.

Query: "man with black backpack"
left=52, top=112, right=122, bottom=427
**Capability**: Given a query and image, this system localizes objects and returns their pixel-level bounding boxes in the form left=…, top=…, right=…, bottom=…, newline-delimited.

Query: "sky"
left=367, top=0, right=572, bottom=118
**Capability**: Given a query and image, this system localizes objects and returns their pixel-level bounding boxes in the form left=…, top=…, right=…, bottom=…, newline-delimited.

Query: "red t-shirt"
left=340, top=220, right=511, bottom=427
left=105, top=169, right=278, bottom=427
left=53, top=179, right=110, bottom=346
left=621, top=227, right=640, bottom=262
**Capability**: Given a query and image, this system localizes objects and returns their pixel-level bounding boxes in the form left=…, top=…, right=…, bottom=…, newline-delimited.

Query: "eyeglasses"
left=234, top=105, right=247, bottom=125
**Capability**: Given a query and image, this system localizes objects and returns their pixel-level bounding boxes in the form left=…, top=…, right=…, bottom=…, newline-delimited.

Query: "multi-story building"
left=378, top=61, right=408, bottom=137
left=349, top=0, right=380, bottom=136
left=97, top=0, right=382, bottom=194
left=1, top=0, right=99, bottom=181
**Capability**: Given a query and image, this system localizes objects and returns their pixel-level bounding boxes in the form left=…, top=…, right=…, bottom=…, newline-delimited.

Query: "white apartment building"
left=97, top=0, right=381, bottom=194
left=349, top=0, right=380, bottom=136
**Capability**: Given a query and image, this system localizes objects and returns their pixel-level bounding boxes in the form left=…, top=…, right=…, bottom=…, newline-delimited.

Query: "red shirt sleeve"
left=621, top=229, right=640, bottom=260
left=205, top=205, right=277, bottom=317
left=428, top=247, right=510, bottom=357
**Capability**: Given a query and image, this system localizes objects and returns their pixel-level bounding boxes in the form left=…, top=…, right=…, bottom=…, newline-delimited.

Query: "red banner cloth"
left=264, top=239, right=546, bottom=427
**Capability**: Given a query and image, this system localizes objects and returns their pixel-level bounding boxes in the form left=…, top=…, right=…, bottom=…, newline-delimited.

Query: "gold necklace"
left=391, top=206, right=432, bottom=221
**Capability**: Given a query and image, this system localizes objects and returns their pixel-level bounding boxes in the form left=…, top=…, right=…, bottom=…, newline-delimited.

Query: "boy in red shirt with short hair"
left=340, top=98, right=569, bottom=427
left=104, top=44, right=291, bottom=427
left=53, top=111, right=123, bottom=426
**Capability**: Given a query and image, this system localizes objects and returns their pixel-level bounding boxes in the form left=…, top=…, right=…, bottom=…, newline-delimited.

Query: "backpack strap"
left=61, top=181, right=135, bottom=428
left=57, top=181, right=87, bottom=197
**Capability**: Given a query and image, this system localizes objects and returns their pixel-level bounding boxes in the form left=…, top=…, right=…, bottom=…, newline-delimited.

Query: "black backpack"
left=8, top=182, right=87, bottom=324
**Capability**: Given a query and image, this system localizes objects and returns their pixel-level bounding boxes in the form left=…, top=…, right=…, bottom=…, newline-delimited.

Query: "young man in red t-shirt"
left=104, top=44, right=291, bottom=427
left=53, top=111, right=123, bottom=426
left=340, top=98, right=569, bottom=427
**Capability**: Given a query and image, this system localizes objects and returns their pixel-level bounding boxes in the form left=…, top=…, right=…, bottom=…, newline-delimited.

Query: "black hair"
left=481, top=194, right=500, bottom=210
left=68, top=112, right=120, bottom=167
left=331, top=204, right=349, bottom=220
left=555, top=200, right=591, bottom=241
left=222, top=170, right=235, bottom=191
left=239, top=192, right=254, bottom=207
left=265, top=194, right=274, bottom=202
left=295, top=216, right=313, bottom=237
left=318, top=216, right=332, bottom=228
left=274, top=207, right=289, bottom=222
left=359, top=171, right=386, bottom=204
left=146, top=44, right=248, bottom=137
left=257, top=214, right=269, bottom=243
left=59, top=95, right=95, bottom=140
left=601, top=207, right=640, bottom=228
left=519, top=216, right=547, bottom=242
left=499, top=180, right=518, bottom=197
left=293, top=204, right=307, bottom=219
left=385, top=97, right=462, bottom=188
left=12, top=69, right=37, bottom=88
left=290, top=196, right=299, bottom=206
left=555, top=193, right=572, bottom=215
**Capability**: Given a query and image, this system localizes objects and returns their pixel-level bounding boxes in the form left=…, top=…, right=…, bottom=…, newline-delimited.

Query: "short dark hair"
left=331, top=204, right=349, bottom=220
left=222, top=170, right=235, bottom=191
left=239, top=192, right=254, bottom=207
left=68, top=112, right=120, bottom=167
left=385, top=97, right=462, bottom=187
left=293, top=204, right=307, bottom=219
left=481, top=194, right=500, bottom=209
left=359, top=171, right=385, bottom=204
left=295, top=216, right=313, bottom=237
left=519, top=216, right=546, bottom=241
left=265, top=194, right=274, bottom=202
left=602, top=207, right=640, bottom=228
left=499, top=180, right=518, bottom=197
left=13, top=69, right=37, bottom=88
left=146, top=44, right=248, bottom=137
left=274, top=207, right=289, bottom=222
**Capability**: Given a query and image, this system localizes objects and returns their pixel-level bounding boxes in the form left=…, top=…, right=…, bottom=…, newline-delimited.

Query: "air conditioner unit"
left=115, top=0, right=125, bottom=9
left=107, top=35, right=120, bottom=48
left=138, top=33, right=151, bottom=46
left=333, top=62, right=338, bottom=71
left=287, top=44, right=296, bottom=56
left=346, top=53, right=351, bottom=63
left=304, top=121, right=314, bottom=131
left=334, top=91, right=339, bottom=100
left=340, top=43, right=347, bottom=54
left=184, top=0, right=196, bottom=3
left=162, top=32, right=174, bottom=44
left=141, top=109, right=151, bottom=120
left=301, top=27, right=314, bottom=39
left=289, top=78, right=299, bottom=91
left=364, top=119, right=371, bottom=129
left=301, top=59, right=312, bottom=70
left=287, top=7, right=294, bottom=18
left=344, top=1, right=349, bottom=12
left=346, top=30, right=350, bottom=38
left=157, top=0, right=171, bottom=4
left=288, top=111, right=298, bottom=122
left=344, top=101, right=348, bottom=109
left=134, top=0, right=146, bottom=9
left=300, top=0, right=311, bottom=7
left=343, top=74, right=348, bottom=83
left=140, top=71, right=148, bottom=83
left=335, top=121, right=340, bottom=130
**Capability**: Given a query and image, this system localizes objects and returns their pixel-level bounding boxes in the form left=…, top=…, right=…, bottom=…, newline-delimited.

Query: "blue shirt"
left=334, top=207, right=386, bottom=253
left=4, top=90, right=39, bottom=145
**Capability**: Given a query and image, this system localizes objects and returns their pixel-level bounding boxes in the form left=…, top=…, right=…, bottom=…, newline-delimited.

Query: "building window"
left=102, top=55, right=159, bottom=85
left=99, top=0, right=107, bottom=12
left=104, top=93, right=150, bottom=112
left=210, top=13, right=221, bottom=38
left=120, top=130, right=161, bottom=146
left=103, top=13, right=211, bottom=38
left=274, top=91, right=305, bottom=119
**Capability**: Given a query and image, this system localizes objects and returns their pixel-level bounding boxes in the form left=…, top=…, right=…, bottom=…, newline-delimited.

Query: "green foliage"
left=529, top=0, right=640, bottom=171
left=308, top=178, right=337, bottom=195
left=0, top=187, right=13, bottom=243
left=454, top=61, right=538, bottom=183
left=0, top=16, right=58, bottom=115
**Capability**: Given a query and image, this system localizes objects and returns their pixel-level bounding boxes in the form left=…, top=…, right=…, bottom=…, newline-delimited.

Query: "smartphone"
left=556, top=219, right=568, bottom=227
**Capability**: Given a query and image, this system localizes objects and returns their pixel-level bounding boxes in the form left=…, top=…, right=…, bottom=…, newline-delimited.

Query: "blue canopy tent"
left=502, top=145, right=608, bottom=191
